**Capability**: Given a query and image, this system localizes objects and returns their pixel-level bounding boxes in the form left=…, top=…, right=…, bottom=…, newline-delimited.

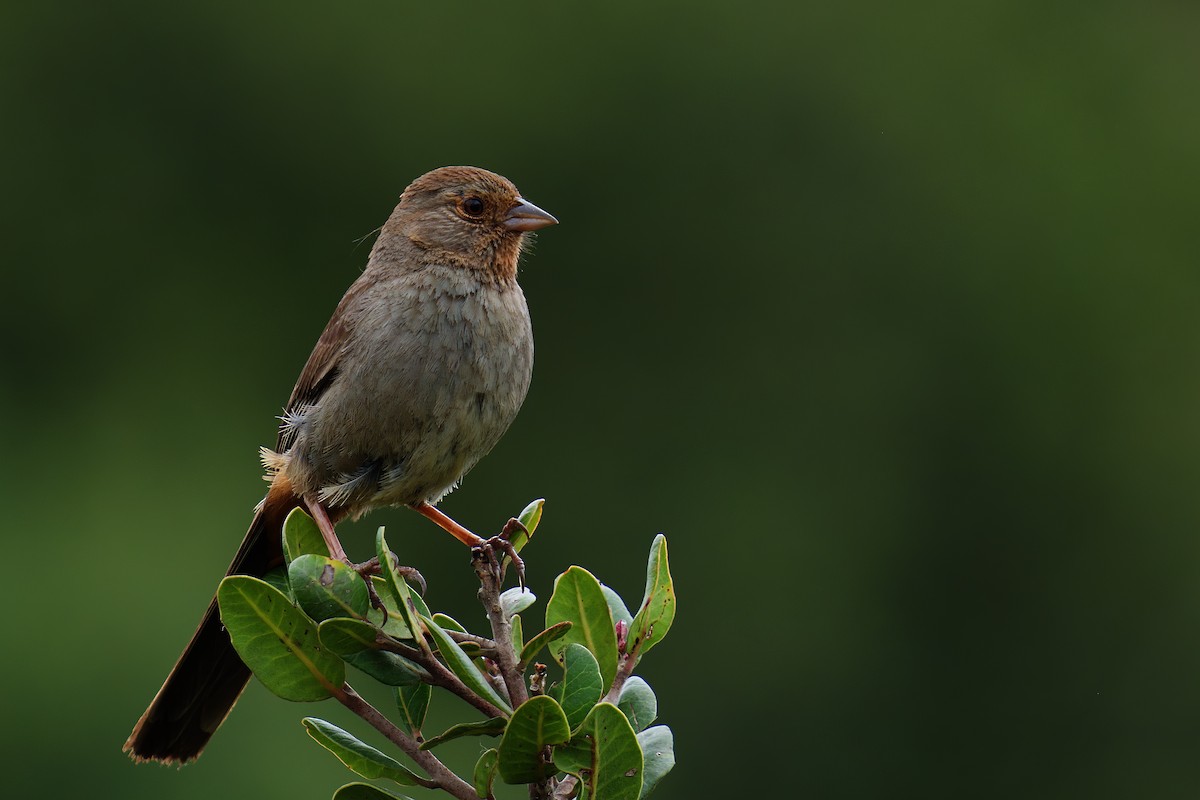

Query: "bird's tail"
left=123, top=487, right=300, bottom=764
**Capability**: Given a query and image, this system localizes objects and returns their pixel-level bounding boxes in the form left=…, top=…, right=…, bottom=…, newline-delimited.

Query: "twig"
left=334, top=683, right=476, bottom=800
left=475, top=546, right=559, bottom=799
left=446, top=628, right=499, bottom=655
left=376, top=630, right=507, bottom=718
left=473, top=548, right=529, bottom=707
left=375, top=637, right=425, bottom=663
left=423, top=653, right=509, bottom=718
left=602, top=653, right=637, bottom=705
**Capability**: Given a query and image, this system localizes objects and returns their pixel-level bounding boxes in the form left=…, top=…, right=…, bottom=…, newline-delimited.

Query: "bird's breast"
left=288, top=271, right=533, bottom=511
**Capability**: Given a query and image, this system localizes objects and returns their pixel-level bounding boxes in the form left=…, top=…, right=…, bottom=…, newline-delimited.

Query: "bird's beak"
left=504, top=198, right=558, bottom=232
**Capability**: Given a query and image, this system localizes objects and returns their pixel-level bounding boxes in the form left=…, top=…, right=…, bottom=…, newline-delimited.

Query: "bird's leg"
left=410, top=501, right=486, bottom=546
left=304, top=496, right=350, bottom=561
left=410, top=501, right=526, bottom=587
left=304, top=496, right=390, bottom=614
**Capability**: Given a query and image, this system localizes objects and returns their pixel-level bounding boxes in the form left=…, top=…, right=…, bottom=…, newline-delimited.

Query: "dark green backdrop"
left=4, top=2, right=1199, bottom=798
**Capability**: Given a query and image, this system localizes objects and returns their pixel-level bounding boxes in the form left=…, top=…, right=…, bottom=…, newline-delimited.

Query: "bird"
left=124, top=165, right=557, bottom=765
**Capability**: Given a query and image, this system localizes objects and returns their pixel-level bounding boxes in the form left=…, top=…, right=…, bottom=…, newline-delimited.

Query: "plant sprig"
left=217, top=500, right=676, bottom=800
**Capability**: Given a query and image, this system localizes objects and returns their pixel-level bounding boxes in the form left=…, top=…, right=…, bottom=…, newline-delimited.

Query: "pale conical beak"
left=504, top=198, right=558, bottom=232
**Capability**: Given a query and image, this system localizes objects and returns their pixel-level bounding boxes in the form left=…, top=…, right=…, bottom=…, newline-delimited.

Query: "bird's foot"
left=411, top=500, right=526, bottom=586
left=478, top=518, right=527, bottom=588
left=349, top=555, right=427, bottom=595
left=345, top=556, right=427, bottom=623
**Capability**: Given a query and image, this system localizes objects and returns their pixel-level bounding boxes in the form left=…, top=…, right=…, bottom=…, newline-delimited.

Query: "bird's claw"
left=344, top=558, right=389, bottom=622
left=394, top=564, right=428, bottom=597
left=363, top=574, right=388, bottom=620
left=346, top=557, right=427, bottom=626
left=478, top=524, right=526, bottom=589
left=500, top=516, right=528, bottom=543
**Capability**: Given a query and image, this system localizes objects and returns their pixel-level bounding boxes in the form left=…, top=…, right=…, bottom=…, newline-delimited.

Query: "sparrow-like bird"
left=124, top=166, right=556, bottom=765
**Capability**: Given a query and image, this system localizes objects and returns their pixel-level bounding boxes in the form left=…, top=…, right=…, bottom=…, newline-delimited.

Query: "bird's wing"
left=276, top=278, right=371, bottom=450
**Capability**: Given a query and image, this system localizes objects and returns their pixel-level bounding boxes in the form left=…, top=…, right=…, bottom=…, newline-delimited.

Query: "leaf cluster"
left=216, top=500, right=677, bottom=800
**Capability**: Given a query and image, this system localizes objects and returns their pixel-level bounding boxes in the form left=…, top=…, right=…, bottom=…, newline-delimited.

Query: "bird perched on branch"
left=125, top=165, right=557, bottom=765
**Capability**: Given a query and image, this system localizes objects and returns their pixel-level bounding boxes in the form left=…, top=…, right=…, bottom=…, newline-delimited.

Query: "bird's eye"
left=461, top=196, right=486, bottom=217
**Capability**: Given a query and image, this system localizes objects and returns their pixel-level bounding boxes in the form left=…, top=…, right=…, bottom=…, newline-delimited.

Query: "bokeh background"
left=4, top=1, right=1200, bottom=797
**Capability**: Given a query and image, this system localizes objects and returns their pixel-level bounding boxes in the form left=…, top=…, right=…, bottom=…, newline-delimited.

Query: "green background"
left=4, top=1, right=1199, bottom=798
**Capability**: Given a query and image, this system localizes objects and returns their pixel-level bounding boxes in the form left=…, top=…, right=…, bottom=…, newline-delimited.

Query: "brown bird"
left=124, top=165, right=557, bottom=765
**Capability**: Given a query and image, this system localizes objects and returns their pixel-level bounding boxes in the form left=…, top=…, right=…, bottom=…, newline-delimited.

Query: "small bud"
left=615, top=619, right=629, bottom=654
left=530, top=662, right=548, bottom=695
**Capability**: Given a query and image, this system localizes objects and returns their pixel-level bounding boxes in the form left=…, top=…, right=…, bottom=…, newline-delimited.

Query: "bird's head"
left=383, top=166, right=557, bottom=283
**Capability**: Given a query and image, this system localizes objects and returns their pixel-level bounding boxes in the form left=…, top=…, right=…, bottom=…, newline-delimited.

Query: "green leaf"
left=375, top=528, right=425, bottom=643
left=366, top=576, right=416, bottom=640
left=497, top=695, right=571, bottom=784
left=430, top=613, right=486, bottom=659
left=635, top=726, right=675, bottom=798
left=343, top=650, right=421, bottom=687
left=332, top=782, right=413, bottom=800
left=545, top=566, right=619, bottom=691
left=408, top=587, right=432, bottom=619
left=419, top=717, right=507, bottom=750
left=554, top=703, right=643, bottom=800
left=302, top=718, right=424, bottom=785
left=262, top=566, right=293, bottom=600
left=473, top=749, right=499, bottom=799
left=394, top=682, right=431, bottom=738
left=518, top=497, right=545, bottom=534
left=616, top=677, right=657, bottom=733
left=431, top=613, right=467, bottom=632
left=421, top=615, right=512, bottom=713
left=510, top=614, right=524, bottom=653
left=290, top=554, right=371, bottom=622
left=600, top=584, right=633, bottom=628
left=500, top=586, right=536, bottom=619
left=508, top=498, right=544, bottom=555
left=317, top=618, right=380, bottom=655
left=559, top=643, right=603, bottom=730
left=318, top=619, right=424, bottom=687
left=217, top=576, right=344, bottom=701
left=283, top=506, right=330, bottom=563
left=518, top=620, right=572, bottom=668
left=628, top=535, right=675, bottom=658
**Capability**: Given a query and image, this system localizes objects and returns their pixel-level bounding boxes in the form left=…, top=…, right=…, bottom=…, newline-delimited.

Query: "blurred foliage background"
left=3, top=1, right=1200, bottom=798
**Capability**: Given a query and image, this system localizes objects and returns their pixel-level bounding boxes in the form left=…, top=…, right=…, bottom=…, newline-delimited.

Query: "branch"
left=446, top=628, right=498, bottom=656
left=473, top=548, right=529, bottom=708
left=423, top=652, right=509, bottom=718
left=602, top=652, right=638, bottom=705
left=374, top=637, right=424, bottom=663
left=601, top=629, right=648, bottom=706
left=377, top=636, right=508, bottom=718
left=333, top=683, right=476, bottom=800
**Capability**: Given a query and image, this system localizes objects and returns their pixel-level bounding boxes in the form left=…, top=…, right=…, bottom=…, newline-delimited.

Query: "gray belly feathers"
left=261, top=272, right=533, bottom=514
